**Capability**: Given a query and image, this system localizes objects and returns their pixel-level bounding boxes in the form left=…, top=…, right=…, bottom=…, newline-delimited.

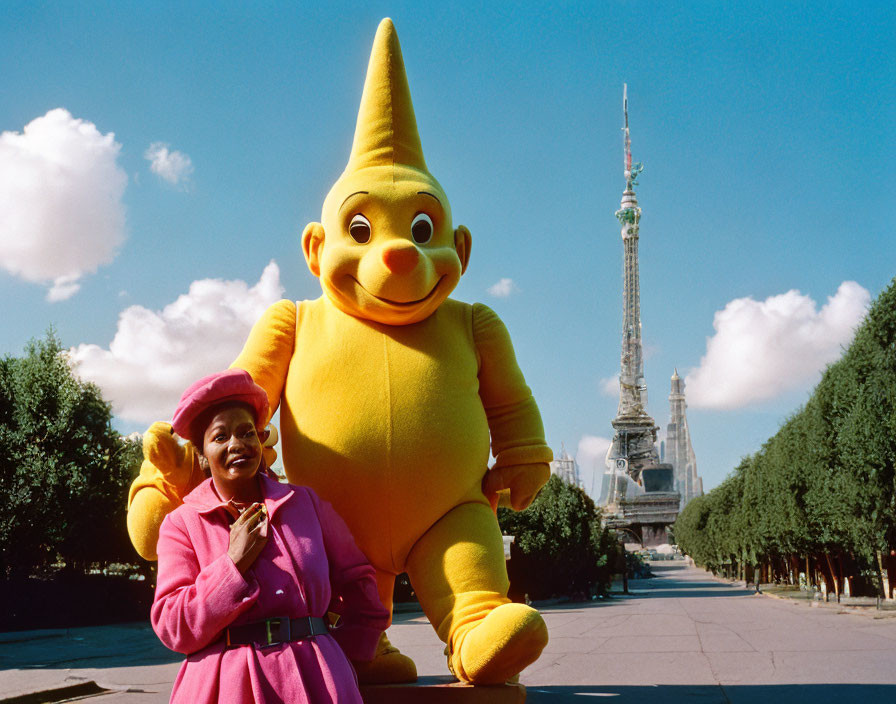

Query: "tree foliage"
left=674, top=278, right=896, bottom=595
left=498, top=475, right=621, bottom=600
left=0, top=330, right=142, bottom=578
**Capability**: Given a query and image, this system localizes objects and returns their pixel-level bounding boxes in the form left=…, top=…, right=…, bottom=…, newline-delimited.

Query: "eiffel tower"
left=602, top=86, right=679, bottom=545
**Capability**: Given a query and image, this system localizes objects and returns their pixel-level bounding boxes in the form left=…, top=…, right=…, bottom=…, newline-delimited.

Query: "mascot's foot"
left=353, top=632, right=418, bottom=684
left=448, top=603, right=548, bottom=685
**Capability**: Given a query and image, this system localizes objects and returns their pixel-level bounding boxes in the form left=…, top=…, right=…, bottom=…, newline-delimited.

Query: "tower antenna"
left=623, top=83, right=632, bottom=181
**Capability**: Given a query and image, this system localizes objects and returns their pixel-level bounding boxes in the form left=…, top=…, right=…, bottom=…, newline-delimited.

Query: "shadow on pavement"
left=0, top=622, right=181, bottom=671
left=625, top=586, right=758, bottom=598
left=623, top=564, right=758, bottom=598
left=530, top=577, right=758, bottom=616
left=526, top=683, right=896, bottom=703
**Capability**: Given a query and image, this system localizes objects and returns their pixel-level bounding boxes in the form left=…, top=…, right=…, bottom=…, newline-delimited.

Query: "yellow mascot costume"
left=128, top=18, right=551, bottom=686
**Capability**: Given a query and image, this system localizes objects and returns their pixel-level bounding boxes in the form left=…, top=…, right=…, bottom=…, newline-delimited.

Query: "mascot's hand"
left=482, top=462, right=551, bottom=511
left=128, top=422, right=204, bottom=560
left=142, top=421, right=200, bottom=498
left=262, top=423, right=278, bottom=471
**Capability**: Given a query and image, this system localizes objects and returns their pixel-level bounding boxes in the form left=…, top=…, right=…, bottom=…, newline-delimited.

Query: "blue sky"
left=2, top=1, right=894, bottom=496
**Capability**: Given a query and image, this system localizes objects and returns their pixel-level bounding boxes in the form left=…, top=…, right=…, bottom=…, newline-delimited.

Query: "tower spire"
left=622, top=83, right=643, bottom=192
left=613, top=85, right=647, bottom=419
left=624, top=84, right=631, bottom=182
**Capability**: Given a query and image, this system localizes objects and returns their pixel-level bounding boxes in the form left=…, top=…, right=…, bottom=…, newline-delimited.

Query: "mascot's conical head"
left=346, top=17, right=427, bottom=174
left=303, top=18, right=471, bottom=326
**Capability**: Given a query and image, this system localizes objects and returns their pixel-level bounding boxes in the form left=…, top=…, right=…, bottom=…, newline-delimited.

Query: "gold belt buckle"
left=262, top=617, right=290, bottom=647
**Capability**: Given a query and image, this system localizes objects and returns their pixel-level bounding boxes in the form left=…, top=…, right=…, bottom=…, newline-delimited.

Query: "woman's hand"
left=227, top=503, right=269, bottom=574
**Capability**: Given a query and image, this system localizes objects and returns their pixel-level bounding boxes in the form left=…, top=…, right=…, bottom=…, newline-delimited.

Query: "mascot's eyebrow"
left=418, top=191, right=441, bottom=205
left=340, top=191, right=370, bottom=209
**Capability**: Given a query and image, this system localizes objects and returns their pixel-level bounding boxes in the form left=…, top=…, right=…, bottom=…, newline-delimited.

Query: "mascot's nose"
left=382, top=244, right=420, bottom=274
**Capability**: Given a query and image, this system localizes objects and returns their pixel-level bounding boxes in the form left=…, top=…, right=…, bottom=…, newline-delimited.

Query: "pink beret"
left=172, top=369, right=269, bottom=446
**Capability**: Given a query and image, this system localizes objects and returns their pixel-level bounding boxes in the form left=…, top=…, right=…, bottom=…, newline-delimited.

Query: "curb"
left=759, top=588, right=896, bottom=617
left=702, top=571, right=896, bottom=618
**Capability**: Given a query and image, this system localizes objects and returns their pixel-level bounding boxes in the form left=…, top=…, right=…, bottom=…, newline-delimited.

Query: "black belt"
left=225, top=616, right=329, bottom=649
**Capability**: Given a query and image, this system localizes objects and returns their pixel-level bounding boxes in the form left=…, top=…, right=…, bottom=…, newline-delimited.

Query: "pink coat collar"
left=182, top=472, right=294, bottom=520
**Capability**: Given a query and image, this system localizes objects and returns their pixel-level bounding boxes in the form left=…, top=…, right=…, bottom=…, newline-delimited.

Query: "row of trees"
left=675, top=278, right=896, bottom=598
left=0, top=331, right=143, bottom=579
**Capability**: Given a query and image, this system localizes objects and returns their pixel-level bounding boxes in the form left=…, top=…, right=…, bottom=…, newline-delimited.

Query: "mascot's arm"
left=309, top=489, right=390, bottom=661
left=230, top=298, right=298, bottom=422
left=473, top=302, right=552, bottom=511
left=127, top=422, right=205, bottom=561
left=126, top=301, right=294, bottom=561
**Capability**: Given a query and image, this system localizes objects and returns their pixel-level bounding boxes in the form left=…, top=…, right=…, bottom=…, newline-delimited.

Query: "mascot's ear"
left=454, top=225, right=472, bottom=275
left=302, top=222, right=325, bottom=278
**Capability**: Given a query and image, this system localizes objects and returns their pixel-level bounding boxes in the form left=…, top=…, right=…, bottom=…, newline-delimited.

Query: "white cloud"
left=487, top=277, right=518, bottom=298
left=46, top=274, right=81, bottom=303
left=70, top=261, right=284, bottom=425
left=599, top=375, right=619, bottom=396
left=145, top=142, right=194, bottom=186
left=0, top=108, right=127, bottom=301
left=576, top=435, right=613, bottom=500
left=686, top=281, right=870, bottom=409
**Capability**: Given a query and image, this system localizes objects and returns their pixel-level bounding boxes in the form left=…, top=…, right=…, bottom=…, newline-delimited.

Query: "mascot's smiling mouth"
left=350, top=276, right=444, bottom=307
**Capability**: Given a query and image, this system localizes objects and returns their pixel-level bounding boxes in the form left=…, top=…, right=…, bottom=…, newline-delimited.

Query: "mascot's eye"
left=349, top=214, right=371, bottom=244
left=411, top=213, right=433, bottom=244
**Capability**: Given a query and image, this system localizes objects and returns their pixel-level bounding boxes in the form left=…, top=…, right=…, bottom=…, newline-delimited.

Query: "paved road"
left=522, top=562, right=896, bottom=703
left=2, top=562, right=895, bottom=702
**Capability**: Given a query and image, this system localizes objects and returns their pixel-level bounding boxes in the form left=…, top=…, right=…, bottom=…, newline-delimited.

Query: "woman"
left=151, top=369, right=388, bottom=703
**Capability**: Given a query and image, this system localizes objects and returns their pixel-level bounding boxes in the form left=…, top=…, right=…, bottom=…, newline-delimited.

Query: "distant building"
left=663, top=369, right=703, bottom=509
left=550, top=445, right=582, bottom=488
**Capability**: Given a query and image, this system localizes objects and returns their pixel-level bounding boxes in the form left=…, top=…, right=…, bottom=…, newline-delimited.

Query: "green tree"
left=0, top=330, right=141, bottom=578
left=498, top=475, right=620, bottom=600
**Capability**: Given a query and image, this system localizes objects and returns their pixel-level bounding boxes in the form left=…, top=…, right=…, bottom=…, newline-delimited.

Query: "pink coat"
left=151, top=474, right=389, bottom=703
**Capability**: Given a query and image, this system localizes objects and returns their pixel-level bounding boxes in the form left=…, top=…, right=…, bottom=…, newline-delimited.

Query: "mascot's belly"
left=280, top=298, right=490, bottom=572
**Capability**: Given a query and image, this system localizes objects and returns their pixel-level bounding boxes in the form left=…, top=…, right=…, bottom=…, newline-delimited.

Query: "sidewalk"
left=0, top=622, right=180, bottom=702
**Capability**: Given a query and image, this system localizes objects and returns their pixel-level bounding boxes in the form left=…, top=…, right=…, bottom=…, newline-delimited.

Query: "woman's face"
left=201, top=404, right=264, bottom=490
